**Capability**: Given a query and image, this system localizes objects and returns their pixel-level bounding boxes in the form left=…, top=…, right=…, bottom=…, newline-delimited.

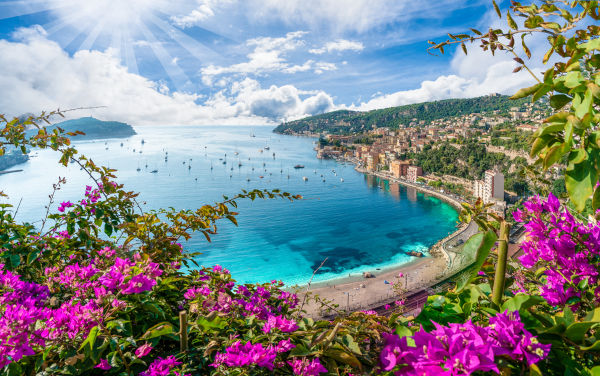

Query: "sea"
left=0, top=125, right=458, bottom=285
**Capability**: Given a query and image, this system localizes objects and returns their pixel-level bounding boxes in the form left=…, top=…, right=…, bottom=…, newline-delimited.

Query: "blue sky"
left=0, top=0, right=540, bottom=125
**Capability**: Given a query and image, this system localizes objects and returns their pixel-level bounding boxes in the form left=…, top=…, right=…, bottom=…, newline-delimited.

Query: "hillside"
left=47, top=117, right=136, bottom=140
left=274, top=94, right=529, bottom=135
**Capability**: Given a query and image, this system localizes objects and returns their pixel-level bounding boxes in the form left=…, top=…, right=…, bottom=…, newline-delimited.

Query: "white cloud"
left=309, top=39, right=364, bottom=55
left=200, top=31, right=337, bottom=85
left=353, top=50, right=542, bottom=111
left=170, top=0, right=221, bottom=28
left=0, top=27, right=335, bottom=125
left=246, top=0, right=473, bottom=34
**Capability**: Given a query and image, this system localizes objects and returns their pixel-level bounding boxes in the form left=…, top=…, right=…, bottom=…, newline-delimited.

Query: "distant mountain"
left=48, top=117, right=136, bottom=140
left=274, top=94, right=529, bottom=135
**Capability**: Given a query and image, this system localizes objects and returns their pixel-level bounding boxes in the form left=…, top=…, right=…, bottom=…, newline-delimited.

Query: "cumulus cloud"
left=0, top=27, right=335, bottom=125
left=170, top=0, right=228, bottom=28
left=309, top=39, right=364, bottom=55
left=353, top=58, right=540, bottom=111
left=352, top=9, right=547, bottom=111
left=200, top=31, right=337, bottom=85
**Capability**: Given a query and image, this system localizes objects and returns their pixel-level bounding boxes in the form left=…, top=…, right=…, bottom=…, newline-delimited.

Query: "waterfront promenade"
left=298, top=163, right=481, bottom=318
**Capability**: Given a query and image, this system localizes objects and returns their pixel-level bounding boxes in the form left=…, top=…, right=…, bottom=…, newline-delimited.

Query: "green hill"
left=48, top=117, right=136, bottom=140
left=274, top=94, right=529, bottom=135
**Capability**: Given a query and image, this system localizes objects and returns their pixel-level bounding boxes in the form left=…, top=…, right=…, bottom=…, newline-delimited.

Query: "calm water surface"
left=0, top=126, right=458, bottom=285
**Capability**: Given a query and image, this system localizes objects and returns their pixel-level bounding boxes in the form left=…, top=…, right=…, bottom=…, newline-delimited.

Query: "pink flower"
left=120, top=274, right=156, bottom=294
left=135, top=343, right=153, bottom=358
left=57, top=201, right=73, bottom=213
left=384, top=304, right=391, bottom=310
left=288, top=358, right=328, bottom=376
left=95, top=359, right=111, bottom=370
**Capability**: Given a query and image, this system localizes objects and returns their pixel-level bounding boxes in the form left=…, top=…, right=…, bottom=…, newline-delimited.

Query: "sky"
left=0, top=0, right=544, bottom=126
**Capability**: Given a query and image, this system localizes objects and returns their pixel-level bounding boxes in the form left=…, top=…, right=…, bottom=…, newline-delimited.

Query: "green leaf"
left=492, top=0, right=501, bottom=18
left=501, top=294, right=544, bottom=313
left=530, top=134, right=554, bottom=158
left=529, top=364, right=543, bottom=376
left=506, top=11, right=517, bottom=29
left=593, top=186, right=600, bottom=211
left=141, top=322, right=175, bottom=340
left=457, top=230, right=498, bottom=291
left=341, top=334, right=362, bottom=355
left=565, top=71, right=584, bottom=89
left=573, top=89, right=593, bottom=119
left=511, top=83, right=543, bottom=99
left=323, top=348, right=362, bottom=370
left=564, top=322, right=598, bottom=343
left=197, top=316, right=227, bottom=332
left=395, top=326, right=413, bottom=339
left=78, top=326, right=100, bottom=352
left=532, top=84, right=552, bottom=102
left=565, top=150, right=596, bottom=212
left=549, top=94, right=571, bottom=109
left=543, top=144, right=564, bottom=169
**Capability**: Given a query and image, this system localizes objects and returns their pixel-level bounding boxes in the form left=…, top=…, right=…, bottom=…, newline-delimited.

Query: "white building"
left=473, top=170, right=504, bottom=204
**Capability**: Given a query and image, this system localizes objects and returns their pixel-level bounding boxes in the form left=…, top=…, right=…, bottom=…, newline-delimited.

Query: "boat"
left=136, top=167, right=141, bottom=172
left=294, top=165, right=305, bottom=169
left=141, top=139, right=145, bottom=144
left=340, top=178, right=344, bottom=182
left=264, top=146, right=270, bottom=150
left=150, top=170, right=158, bottom=173
left=259, top=176, right=264, bottom=179
left=302, top=176, right=308, bottom=181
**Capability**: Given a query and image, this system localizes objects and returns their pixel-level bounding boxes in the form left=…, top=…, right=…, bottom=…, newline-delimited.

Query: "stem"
left=179, top=311, right=189, bottom=352
left=296, top=257, right=328, bottom=320
left=492, top=221, right=510, bottom=307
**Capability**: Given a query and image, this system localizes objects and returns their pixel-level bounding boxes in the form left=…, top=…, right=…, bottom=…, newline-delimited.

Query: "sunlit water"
left=0, top=126, right=458, bottom=285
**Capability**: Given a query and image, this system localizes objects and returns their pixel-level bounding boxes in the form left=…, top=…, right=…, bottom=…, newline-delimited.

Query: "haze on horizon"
left=0, top=0, right=543, bottom=126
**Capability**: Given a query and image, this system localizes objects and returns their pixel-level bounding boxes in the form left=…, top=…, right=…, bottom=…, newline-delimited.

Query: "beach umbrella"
left=384, top=280, right=390, bottom=284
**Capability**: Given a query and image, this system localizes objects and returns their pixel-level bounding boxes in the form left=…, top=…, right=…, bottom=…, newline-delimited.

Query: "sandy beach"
left=291, top=167, right=477, bottom=318
left=295, top=254, right=448, bottom=317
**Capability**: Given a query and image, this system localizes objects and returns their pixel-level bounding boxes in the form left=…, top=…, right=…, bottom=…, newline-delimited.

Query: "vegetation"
left=1, top=1, right=600, bottom=375
left=41, top=117, right=137, bottom=140
left=274, top=95, right=529, bottom=135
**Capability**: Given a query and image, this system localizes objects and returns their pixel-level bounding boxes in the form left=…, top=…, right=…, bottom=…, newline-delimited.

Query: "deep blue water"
left=0, top=126, right=458, bottom=285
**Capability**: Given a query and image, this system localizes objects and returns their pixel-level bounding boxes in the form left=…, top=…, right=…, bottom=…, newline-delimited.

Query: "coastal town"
left=279, top=95, right=554, bottom=216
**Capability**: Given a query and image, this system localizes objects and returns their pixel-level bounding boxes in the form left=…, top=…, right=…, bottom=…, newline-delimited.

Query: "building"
left=390, top=160, right=411, bottom=178
left=407, top=166, right=423, bottom=183
left=473, top=170, right=504, bottom=203
left=485, top=170, right=504, bottom=201
left=473, top=179, right=485, bottom=201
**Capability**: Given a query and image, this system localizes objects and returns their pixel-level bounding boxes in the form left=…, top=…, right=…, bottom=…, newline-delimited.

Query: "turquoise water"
left=0, top=126, right=458, bottom=285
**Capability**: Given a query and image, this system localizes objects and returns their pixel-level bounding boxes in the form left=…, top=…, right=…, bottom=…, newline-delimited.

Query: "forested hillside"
left=274, top=95, right=529, bottom=134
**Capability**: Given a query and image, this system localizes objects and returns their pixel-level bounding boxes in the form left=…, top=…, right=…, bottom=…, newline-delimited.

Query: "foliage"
left=2, top=1, right=600, bottom=375
left=274, top=95, right=529, bottom=135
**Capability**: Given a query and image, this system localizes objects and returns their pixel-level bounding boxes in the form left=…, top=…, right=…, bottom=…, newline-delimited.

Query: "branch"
left=296, top=257, right=328, bottom=319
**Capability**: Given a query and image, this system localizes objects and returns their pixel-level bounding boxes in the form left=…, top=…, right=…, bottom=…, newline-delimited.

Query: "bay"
left=0, top=125, right=458, bottom=285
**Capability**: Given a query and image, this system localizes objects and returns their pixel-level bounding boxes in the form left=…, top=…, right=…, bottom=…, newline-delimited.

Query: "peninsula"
left=47, top=117, right=136, bottom=140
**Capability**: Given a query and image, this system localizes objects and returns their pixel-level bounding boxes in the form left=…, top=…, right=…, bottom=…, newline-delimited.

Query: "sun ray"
left=146, top=14, right=224, bottom=63
left=122, top=25, right=139, bottom=75
left=109, top=25, right=124, bottom=65
left=135, top=20, right=191, bottom=92
left=77, top=11, right=110, bottom=51
left=0, top=0, right=66, bottom=20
